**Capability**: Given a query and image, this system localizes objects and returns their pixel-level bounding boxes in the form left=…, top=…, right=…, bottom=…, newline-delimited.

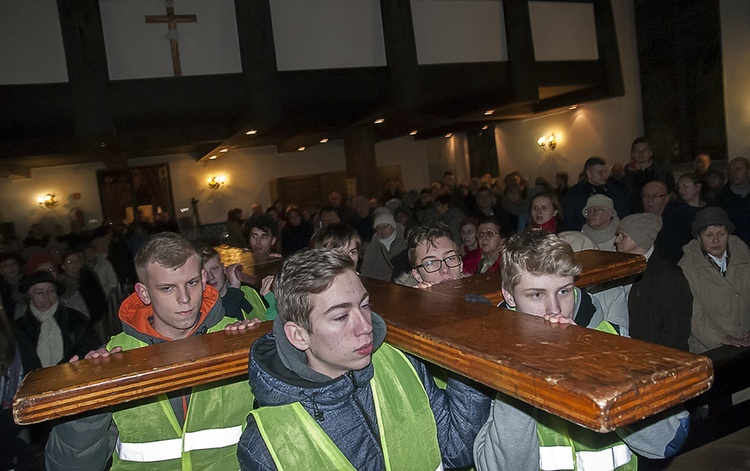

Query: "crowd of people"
left=0, top=136, right=749, bottom=470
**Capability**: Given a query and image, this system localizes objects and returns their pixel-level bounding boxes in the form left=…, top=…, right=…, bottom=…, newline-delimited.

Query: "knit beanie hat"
left=617, top=213, right=662, bottom=249
left=691, top=206, right=735, bottom=238
left=582, top=194, right=615, bottom=218
left=373, top=212, right=396, bottom=230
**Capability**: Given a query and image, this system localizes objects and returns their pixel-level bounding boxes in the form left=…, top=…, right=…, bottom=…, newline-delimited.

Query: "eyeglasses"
left=416, top=255, right=461, bottom=273
left=642, top=193, right=667, bottom=200
left=583, top=208, right=608, bottom=217
left=478, top=231, right=502, bottom=239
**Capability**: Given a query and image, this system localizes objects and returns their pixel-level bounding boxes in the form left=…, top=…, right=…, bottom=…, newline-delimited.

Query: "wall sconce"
left=537, top=134, right=557, bottom=151
left=207, top=176, right=226, bottom=190
left=37, top=193, right=59, bottom=209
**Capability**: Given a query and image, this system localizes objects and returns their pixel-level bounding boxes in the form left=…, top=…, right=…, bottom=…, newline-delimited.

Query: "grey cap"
left=691, top=206, right=735, bottom=238
left=617, top=213, right=662, bottom=250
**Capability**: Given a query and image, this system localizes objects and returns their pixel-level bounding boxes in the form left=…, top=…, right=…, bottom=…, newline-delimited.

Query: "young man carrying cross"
left=237, top=249, right=490, bottom=470
left=46, top=232, right=261, bottom=470
left=474, top=230, right=689, bottom=471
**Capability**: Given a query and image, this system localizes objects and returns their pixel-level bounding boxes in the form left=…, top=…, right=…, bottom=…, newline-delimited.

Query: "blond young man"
left=474, top=230, right=689, bottom=471
left=47, top=233, right=260, bottom=470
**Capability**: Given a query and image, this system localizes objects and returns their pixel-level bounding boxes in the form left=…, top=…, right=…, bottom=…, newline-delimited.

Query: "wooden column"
left=502, top=0, right=538, bottom=103
left=234, top=0, right=280, bottom=122
left=380, top=0, right=421, bottom=110
left=56, top=0, right=124, bottom=168
left=593, top=0, right=625, bottom=97
left=344, top=126, right=379, bottom=198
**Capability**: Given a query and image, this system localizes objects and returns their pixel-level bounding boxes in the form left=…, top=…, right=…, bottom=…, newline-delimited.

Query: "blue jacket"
left=238, top=313, right=491, bottom=470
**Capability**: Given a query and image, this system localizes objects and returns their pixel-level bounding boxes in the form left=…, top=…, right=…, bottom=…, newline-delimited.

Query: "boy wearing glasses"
left=406, top=224, right=464, bottom=288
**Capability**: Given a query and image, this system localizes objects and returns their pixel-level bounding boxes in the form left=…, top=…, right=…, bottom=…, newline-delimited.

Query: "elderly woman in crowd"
left=678, top=207, right=750, bottom=353
left=580, top=194, right=619, bottom=251
left=14, top=271, right=97, bottom=374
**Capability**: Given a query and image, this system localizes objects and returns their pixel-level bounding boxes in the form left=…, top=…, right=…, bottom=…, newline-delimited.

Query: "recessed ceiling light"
left=484, top=110, right=494, bottom=116
left=298, top=146, right=305, bottom=151
left=482, top=125, right=489, bottom=130
left=410, top=130, right=418, bottom=136
left=245, top=129, right=257, bottom=135
left=374, top=118, right=385, bottom=124
left=209, top=155, right=217, bottom=160
left=445, top=133, right=453, bottom=138
left=569, top=105, right=578, bottom=110
left=220, top=148, right=229, bottom=153
left=320, top=138, right=328, bottom=143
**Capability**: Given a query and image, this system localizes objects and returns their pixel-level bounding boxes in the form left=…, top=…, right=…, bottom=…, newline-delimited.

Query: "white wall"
left=0, top=162, right=107, bottom=237
left=0, top=0, right=68, bottom=84
left=494, top=0, right=643, bottom=182
left=0, top=136, right=443, bottom=237
left=720, top=0, right=750, bottom=158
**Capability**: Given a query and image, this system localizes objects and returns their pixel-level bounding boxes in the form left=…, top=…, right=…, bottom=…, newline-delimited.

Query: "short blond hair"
left=134, top=232, right=200, bottom=283
left=501, top=230, right=581, bottom=293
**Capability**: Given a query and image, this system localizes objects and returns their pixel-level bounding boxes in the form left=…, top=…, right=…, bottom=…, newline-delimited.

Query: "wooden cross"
left=145, top=0, right=197, bottom=77
left=12, top=251, right=713, bottom=431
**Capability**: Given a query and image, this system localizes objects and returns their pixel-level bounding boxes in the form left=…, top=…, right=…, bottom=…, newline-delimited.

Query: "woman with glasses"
left=469, top=217, right=507, bottom=275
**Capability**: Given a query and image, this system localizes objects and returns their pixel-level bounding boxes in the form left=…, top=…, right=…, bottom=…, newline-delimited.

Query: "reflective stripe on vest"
left=577, top=444, right=632, bottom=471
left=251, top=343, right=442, bottom=470
left=540, top=445, right=575, bottom=470
left=539, top=444, right=633, bottom=471
left=116, top=425, right=244, bottom=462
left=107, top=316, right=252, bottom=470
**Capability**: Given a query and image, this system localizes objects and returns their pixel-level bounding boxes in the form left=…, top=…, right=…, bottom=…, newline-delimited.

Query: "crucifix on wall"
left=145, top=0, right=197, bottom=77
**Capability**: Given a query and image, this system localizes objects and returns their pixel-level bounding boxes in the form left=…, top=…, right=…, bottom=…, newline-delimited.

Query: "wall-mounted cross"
left=145, top=0, right=197, bottom=77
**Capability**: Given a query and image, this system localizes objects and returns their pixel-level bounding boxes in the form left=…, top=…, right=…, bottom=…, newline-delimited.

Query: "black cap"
left=19, top=271, right=63, bottom=295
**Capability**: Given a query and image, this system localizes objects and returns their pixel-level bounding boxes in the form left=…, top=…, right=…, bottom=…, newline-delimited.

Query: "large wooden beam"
left=13, top=251, right=711, bottom=431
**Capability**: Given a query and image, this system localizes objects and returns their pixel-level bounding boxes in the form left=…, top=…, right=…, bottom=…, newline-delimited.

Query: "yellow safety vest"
left=535, top=321, right=637, bottom=471
left=107, top=317, right=254, bottom=470
left=251, top=343, right=443, bottom=470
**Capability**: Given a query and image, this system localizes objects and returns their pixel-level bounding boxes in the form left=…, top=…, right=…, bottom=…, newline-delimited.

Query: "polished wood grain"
left=13, top=250, right=709, bottom=431
left=368, top=279, right=711, bottom=432
left=13, top=324, right=272, bottom=425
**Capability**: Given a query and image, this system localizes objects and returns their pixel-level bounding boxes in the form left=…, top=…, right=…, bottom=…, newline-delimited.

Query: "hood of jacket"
left=118, top=284, right=225, bottom=344
left=249, top=311, right=387, bottom=408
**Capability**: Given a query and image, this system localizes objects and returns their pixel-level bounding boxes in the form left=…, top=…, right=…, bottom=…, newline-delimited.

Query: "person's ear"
left=201, top=267, right=207, bottom=291
left=135, top=282, right=151, bottom=306
left=501, top=288, right=516, bottom=308
left=411, top=268, right=423, bottom=283
left=284, top=321, right=311, bottom=352
left=271, top=237, right=277, bottom=247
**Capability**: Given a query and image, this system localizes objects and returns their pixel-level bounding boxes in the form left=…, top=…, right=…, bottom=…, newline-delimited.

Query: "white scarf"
left=30, top=301, right=63, bottom=367
left=379, top=229, right=397, bottom=251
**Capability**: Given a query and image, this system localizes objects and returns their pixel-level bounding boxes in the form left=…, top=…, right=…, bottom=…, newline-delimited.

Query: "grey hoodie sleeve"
left=616, top=407, right=690, bottom=459
left=45, top=410, right=117, bottom=471
left=407, top=355, right=492, bottom=469
left=474, top=392, right=539, bottom=471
